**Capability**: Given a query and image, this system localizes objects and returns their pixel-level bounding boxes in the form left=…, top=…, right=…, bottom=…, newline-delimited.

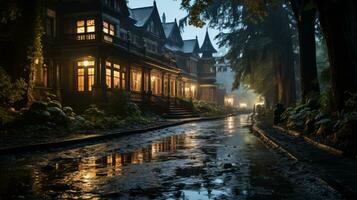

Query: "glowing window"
left=76, top=19, right=95, bottom=40
left=103, top=21, right=115, bottom=36
left=77, top=20, right=85, bottom=33
left=113, top=64, right=120, bottom=70
left=106, top=68, right=112, bottom=88
left=77, top=59, right=95, bottom=92
left=103, top=21, right=109, bottom=34
left=77, top=68, right=85, bottom=91
left=114, top=71, right=120, bottom=88
left=86, top=19, right=95, bottom=32
left=121, top=72, right=126, bottom=89
left=88, top=68, right=94, bottom=91
left=109, top=24, right=115, bottom=36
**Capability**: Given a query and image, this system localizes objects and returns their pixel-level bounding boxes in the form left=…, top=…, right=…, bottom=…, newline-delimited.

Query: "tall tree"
left=290, top=0, right=320, bottom=102
left=181, top=0, right=297, bottom=106
left=315, top=0, right=357, bottom=111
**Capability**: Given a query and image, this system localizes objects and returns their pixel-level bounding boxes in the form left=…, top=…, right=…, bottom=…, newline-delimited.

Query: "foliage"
left=193, top=100, right=231, bottom=116
left=180, top=0, right=296, bottom=106
left=0, top=67, right=27, bottom=106
left=108, top=90, right=141, bottom=117
left=26, top=1, right=44, bottom=103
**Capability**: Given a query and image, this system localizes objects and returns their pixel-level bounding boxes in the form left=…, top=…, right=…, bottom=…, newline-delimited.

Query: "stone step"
left=164, top=114, right=200, bottom=119
left=168, top=111, right=194, bottom=115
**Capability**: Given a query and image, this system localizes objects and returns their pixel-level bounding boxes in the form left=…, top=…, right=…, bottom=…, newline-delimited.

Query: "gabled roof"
left=200, top=30, right=217, bottom=53
left=162, top=22, right=175, bottom=38
left=129, top=6, right=154, bottom=27
left=129, top=2, right=166, bottom=39
left=162, top=19, right=183, bottom=47
left=182, top=38, right=200, bottom=54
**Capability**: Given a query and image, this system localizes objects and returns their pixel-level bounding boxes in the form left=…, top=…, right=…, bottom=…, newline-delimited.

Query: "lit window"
left=114, top=71, right=120, bottom=88
left=121, top=72, right=126, bottom=89
left=77, top=59, right=95, bottom=92
left=103, top=21, right=115, bottom=36
left=113, top=63, right=120, bottom=70
left=109, top=24, right=115, bottom=36
left=106, top=61, right=112, bottom=88
left=106, top=68, right=112, bottom=88
left=76, top=19, right=96, bottom=40
left=77, top=68, right=85, bottom=91
left=103, top=21, right=109, bottom=34
left=88, top=68, right=94, bottom=91
left=86, top=19, right=95, bottom=32
left=77, top=20, right=85, bottom=33
left=130, top=69, right=142, bottom=92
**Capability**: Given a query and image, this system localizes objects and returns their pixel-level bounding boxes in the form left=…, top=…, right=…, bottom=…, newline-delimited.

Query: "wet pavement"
left=0, top=115, right=342, bottom=199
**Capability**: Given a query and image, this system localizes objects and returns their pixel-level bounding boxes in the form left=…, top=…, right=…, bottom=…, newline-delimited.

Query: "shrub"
left=108, top=90, right=141, bottom=117
left=0, top=67, right=27, bottom=106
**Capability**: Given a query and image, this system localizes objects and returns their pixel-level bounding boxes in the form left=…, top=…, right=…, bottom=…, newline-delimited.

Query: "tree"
left=315, top=0, right=357, bottom=112
left=180, top=0, right=297, bottom=106
left=290, top=0, right=320, bottom=102
left=0, top=0, right=44, bottom=105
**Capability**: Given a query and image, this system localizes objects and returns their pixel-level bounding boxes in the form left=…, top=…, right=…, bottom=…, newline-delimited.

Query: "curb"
left=0, top=114, right=235, bottom=155
left=273, top=125, right=344, bottom=156
left=252, top=124, right=300, bottom=161
left=253, top=123, right=357, bottom=200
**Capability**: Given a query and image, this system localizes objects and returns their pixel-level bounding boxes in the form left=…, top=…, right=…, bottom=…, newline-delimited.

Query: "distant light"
left=239, top=103, right=247, bottom=108
left=191, top=85, right=196, bottom=91
left=255, top=101, right=265, bottom=106
left=151, top=76, right=156, bottom=81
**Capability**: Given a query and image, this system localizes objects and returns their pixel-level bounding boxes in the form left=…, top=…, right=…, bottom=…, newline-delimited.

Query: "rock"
left=47, top=100, right=62, bottom=109
left=30, top=101, right=47, bottom=111
left=63, top=106, right=74, bottom=116
left=47, top=107, right=67, bottom=125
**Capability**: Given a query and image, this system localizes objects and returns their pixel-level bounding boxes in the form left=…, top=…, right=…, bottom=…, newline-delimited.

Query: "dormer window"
left=76, top=19, right=95, bottom=40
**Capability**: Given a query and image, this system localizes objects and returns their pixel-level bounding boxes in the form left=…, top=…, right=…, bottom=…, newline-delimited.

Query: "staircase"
left=164, top=100, right=199, bottom=119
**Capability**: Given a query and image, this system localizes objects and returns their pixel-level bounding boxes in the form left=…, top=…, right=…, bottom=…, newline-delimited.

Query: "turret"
left=200, top=29, right=217, bottom=58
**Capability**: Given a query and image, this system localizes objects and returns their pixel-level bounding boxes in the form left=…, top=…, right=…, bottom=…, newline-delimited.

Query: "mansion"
left=31, top=0, right=219, bottom=111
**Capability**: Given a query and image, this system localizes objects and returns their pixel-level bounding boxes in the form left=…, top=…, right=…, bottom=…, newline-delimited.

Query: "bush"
left=108, top=90, right=141, bottom=117
left=0, top=67, right=27, bottom=106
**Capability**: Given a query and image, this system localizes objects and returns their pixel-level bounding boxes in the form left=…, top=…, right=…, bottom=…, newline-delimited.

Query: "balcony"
left=61, top=33, right=178, bottom=70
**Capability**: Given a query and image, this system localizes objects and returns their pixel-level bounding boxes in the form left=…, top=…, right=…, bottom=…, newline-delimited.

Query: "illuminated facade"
left=34, top=0, right=220, bottom=111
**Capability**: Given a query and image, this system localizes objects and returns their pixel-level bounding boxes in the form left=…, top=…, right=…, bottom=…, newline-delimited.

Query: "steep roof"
left=162, top=22, right=175, bottom=38
left=182, top=38, right=199, bottom=54
left=129, top=6, right=154, bottom=27
left=200, top=30, right=217, bottom=53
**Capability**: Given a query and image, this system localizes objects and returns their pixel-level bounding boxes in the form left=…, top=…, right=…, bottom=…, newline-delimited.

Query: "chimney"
left=162, top=12, right=166, bottom=23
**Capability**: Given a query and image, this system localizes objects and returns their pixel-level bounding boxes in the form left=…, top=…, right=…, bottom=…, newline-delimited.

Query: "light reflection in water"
left=58, top=134, right=187, bottom=194
left=225, top=116, right=236, bottom=134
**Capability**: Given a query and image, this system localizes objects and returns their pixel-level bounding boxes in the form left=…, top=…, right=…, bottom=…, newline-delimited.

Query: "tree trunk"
left=316, top=0, right=357, bottom=111
left=297, top=8, right=320, bottom=102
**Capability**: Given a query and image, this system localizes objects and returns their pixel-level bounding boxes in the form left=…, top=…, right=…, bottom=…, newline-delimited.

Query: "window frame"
left=76, top=19, right=96, bottom=41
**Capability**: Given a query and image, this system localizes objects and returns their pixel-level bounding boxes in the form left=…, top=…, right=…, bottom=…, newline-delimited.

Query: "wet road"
left=0, top=115, right=341, bottom=200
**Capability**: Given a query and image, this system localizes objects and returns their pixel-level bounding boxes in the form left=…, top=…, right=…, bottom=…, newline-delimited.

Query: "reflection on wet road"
left=0, top=115, right=339, bottom=199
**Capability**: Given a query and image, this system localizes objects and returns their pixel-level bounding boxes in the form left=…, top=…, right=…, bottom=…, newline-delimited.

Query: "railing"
left=61, top=33, right=178, bottom=69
